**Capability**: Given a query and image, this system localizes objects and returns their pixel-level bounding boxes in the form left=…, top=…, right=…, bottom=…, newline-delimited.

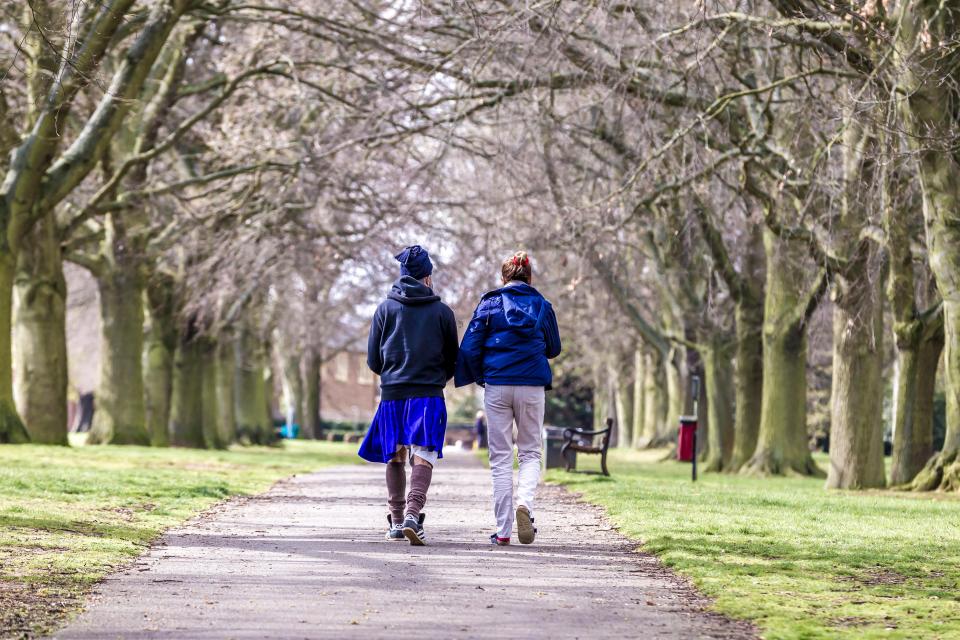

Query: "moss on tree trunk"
left=12, top=212, right=67, bottom=445
left=744, top=229, right=822, bottom=477
left=214, top=338, right=237, bottom=447
left=87, top=271, right=149, bottom=445
left=143, top=338, right=173, bottom=446
left=301, top=350, right=320, bottom=439
left=169, top=331, right=205, bottom=448
left=199, top=338, right=224, bottom=449
left=631, top=346, right=645, bottom=449
left=143, top=291, right=175, bottom=447
left=0, top=253, right=29, bottom=444
left=729, top=300, right=764, bottom=471
left=703, top=339, right=735, bottom=472
left=234, top=324, right=273, bottom=445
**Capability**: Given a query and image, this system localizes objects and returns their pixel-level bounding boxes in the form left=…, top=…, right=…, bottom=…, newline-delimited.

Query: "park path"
left=52, top=449, right=754, bottom=640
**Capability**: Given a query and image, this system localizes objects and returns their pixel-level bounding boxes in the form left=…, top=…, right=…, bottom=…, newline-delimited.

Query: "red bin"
left=677, top=415, right=698, bottom=462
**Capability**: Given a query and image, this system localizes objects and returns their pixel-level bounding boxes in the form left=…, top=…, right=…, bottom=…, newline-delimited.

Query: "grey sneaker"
left=516, top=505, right=536, bottom=544
left=402, top=513, right=427, bottom=546
left=385, top=515, right=404, bottom=541
left=490, top=533, right=510, bottom=546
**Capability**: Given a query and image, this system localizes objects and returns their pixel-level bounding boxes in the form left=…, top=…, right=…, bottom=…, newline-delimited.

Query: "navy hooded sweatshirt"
left=366, top=276, right=459, bottom=401
left=454, top=282, right=561, bottom=389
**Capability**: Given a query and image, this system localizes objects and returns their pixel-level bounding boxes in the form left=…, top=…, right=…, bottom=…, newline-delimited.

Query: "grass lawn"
left=548, top=449, right=960, bottom=640
left=0, top=438, right=358, bottom=638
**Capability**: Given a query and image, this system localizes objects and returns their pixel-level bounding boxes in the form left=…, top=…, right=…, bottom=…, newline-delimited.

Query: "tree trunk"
left=891, top=328, right=943, bottom=485
left=12, top=211, right=67, bottom=444
left=825, top=270, right=886, bottom=489
left=663, top=346, right=685, bottom=440
left=729, top=299, right=764, bottom=471
left=234, top=324, right=273, bottom=445
left=592, top=375, right=608, bottom=433
left=743, top=229, right=822, bottom=476
left=169, top=331, right=205, bottom=448
left=911, top=302, right=960, bottom=491
left=199, top=338, right=224, bottom=449
left=826, top=116, right=887, bottom=490
left=143, top=287, right=175, bottom=447
left=0, top=253, right=30, bottom=443
left=885, top=145, right=944, bottom=486
left=608, top=362, right=632, bottom=448
left=281, top=351, right=303, bottom=434
left=631, top=345, right=645, bottom=449
left=702, top=340, right=735, bottom=472
left=301, top=349, right=320, bottom=439
left=215, top=338, right=236, bottom=447
left=638, top=349, right=671, bottom=447
left=898, top=0, right=960, bottom=491
left=87, top=270, right=149, bottom=445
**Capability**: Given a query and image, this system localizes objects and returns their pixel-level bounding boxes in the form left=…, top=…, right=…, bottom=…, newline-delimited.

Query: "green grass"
left=0, top=438, right=358, bottom=638
left=548, top=449, right=960, bottom=640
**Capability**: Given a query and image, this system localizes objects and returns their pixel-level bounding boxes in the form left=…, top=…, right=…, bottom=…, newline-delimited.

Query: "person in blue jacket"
left=359, top=245, right=458, bottom=546
left=455, top=251, right=561, bottom=545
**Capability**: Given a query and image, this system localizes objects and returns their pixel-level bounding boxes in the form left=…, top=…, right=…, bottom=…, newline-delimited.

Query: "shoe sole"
left=516, top=506, right=535, bottom=544
left=402, top=527, right=426, bottom=546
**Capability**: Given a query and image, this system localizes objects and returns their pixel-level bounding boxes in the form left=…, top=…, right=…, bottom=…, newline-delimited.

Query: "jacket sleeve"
left=543, top=302, right=562, bottom=359
left=442, top=306, right=459, bottom=381
left=366, top=306, right=384, bottom=375
left=454, top=302, right=489, bottom=387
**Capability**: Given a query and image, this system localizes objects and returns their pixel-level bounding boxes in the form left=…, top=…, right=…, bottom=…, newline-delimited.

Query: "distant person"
left=358, top=245, right=459, bottom=545
left=455, top=251, right=561, bottom=546
left=475, top=409, right=488, bottom=449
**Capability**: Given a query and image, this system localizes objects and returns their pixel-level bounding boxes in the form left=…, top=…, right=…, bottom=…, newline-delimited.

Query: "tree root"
left=0, top=401, right=29, bottom=444
left=909, top=450, right=960, bottom=492
left=701, top=454, right=725, bottom=473
left=741, top=449, right=825, bottom=478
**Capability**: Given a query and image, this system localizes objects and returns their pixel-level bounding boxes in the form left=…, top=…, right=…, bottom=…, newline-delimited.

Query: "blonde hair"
left=501, top=251, right=532, bottom=284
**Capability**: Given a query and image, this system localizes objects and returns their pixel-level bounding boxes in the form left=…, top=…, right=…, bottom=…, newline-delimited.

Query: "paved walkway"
left=52, top=450, right=754, bottom=639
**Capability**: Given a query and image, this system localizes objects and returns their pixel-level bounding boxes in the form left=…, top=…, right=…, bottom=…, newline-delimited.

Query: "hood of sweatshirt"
left=387, top=275, right=441, bottom=305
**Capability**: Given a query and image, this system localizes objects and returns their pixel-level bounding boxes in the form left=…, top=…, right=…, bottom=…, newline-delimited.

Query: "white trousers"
left=484, top=385, right=545, bottom=539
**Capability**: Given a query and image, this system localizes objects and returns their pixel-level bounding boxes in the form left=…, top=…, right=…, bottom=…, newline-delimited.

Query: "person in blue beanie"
left=359, top=245, right=458, bottom=545
left=455, top=251, right=561, bottom=546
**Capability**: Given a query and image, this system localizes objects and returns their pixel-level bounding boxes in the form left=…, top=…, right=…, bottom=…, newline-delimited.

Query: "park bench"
left=560, top=418, right=612, bottom=476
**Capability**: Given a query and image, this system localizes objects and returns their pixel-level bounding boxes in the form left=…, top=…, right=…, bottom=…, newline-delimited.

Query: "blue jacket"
left=454, top=282, right=561, bottom=389
left=367, top=276, right=459, bottom=401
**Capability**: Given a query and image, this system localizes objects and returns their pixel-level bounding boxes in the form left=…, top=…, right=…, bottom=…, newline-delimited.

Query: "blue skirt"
left=357, top=397, right=447, bottom=464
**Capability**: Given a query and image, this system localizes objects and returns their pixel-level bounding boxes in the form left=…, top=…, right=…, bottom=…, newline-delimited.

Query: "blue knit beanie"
left=395, top=245, right=433, bottom=279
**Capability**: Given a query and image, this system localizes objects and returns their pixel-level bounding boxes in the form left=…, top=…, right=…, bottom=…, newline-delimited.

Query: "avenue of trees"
left=2, top=1, right=960, bottom=493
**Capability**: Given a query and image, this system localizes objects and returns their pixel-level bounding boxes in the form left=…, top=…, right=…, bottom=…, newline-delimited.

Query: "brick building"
left=318, top=349, right=479, bottom=428
left=319, top=350, right=380, bottom=424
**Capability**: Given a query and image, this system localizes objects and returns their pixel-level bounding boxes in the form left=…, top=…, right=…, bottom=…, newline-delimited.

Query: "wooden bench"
left=560, top=418, right=612, bottom=476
